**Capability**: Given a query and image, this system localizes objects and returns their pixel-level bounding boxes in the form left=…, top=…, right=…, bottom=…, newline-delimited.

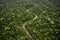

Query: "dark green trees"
left=0, top=0, right=60, bottom=40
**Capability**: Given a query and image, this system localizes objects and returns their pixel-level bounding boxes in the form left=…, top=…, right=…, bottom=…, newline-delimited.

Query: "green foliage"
left=0, top=0, right=60, bottom=40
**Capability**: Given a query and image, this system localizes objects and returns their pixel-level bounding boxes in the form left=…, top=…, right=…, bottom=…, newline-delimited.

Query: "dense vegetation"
left=0, top=0, right=60, bottom=40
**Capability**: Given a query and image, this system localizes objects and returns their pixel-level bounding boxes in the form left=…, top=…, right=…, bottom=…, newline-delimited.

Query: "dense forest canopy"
left=0, top=0, right=60, bottom=40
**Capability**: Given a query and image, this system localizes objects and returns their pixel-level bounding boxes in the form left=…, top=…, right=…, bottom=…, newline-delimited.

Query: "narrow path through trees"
left=22, top=14, right=37, bottom=40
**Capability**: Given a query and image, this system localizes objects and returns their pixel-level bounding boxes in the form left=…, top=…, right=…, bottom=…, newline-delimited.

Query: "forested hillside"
left=0, top=0, right=60, bottom=40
